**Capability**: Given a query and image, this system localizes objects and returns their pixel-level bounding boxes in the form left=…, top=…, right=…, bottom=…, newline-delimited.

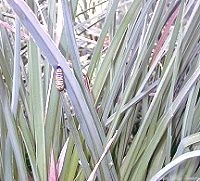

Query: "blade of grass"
left=106, top=0, right=167, bottom=141
left=87, top=0, right=120, bottom=78
left=92, top=0, right=142, bottom=101
left=130, top=52, right=200, bottom=180
left=105, top=80, right=158, bottom=125
left=181, top=80, right=200, bottom=138
left=61, top=93, right=91, bottom=178
left=61, top=2, right=107, bottom=157
left=101, top=0, right=161, bottom=123
left=18, top=106, right=39, bottom=180
left=59, top=138, right=78, bottom=181
left=11, top=17, right=20, bottom=116
left=28, top=39, right=47, bottom=181
left=4, top=136, right=12, bottom=181
left=44, top=69, right=60, bottom=165
left=61, top=0, right=83, bottom=83
left=146, top=138, right=167, bottom=180
left=120, top=2, right=184, bottom=179
left=0, top=74, right=27, bottom=181
left=150, top=150, right=200, bottom=181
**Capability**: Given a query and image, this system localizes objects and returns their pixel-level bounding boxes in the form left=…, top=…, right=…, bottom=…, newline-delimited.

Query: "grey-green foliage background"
left=0, top=0, right=200, bottom=180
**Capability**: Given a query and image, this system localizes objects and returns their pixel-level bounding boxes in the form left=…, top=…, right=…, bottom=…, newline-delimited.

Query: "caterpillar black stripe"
left=55, top=65, right=65, bottom=91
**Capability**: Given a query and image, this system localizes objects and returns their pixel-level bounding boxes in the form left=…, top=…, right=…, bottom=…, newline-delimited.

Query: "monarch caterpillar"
left=55, top=65, right=65, bottom=91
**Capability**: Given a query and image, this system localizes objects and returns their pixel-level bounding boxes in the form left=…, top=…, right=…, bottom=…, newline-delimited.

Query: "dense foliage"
left=0, top=0, right=200, bottom=180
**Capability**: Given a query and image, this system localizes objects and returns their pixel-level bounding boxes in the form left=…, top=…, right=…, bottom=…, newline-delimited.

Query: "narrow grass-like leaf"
left=59, top=138, right=78, bottom=181
left=47, top=0, right=56, bottom=38
left=0, top=106, right=5, bottom=180
left=101, top=0, right=162, bottom=123
left=61, top=93, right=91, bottom=178
left=120, top=2, right=184, bottom=179
left=61, top=2, right=105, bottom=155
left=48, top=150, right=58, bottom=181
left=18, top=107, right=39, bottom=181
left=181, top=81, right=200, bottom=138
left=150, top=150, right=200, bottom=181
left=146, top=139, right=166, bottom=180
left=44, top=70, right=60, bottom=163
left=4, top=137, right=12, bottom=181
left=130, top=53, right=200, bottom=180
left=105, top=81, right=158, bottom=125
left=174, top=132, right=200, bottom=157
left=87, top=0, right=120, bottom=78
left=106, top=0, right=166, bottom=141
left=28, top=39, right=46, bottom=181
left=92, top=0, right=142, bottom=101
left=87, top=130, right=118, bottom=181
left=61, top=0, right=83, bottom=83
left=11, top=17, right=20, bottom=116
left=0, top=75, right=27, bottom=181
